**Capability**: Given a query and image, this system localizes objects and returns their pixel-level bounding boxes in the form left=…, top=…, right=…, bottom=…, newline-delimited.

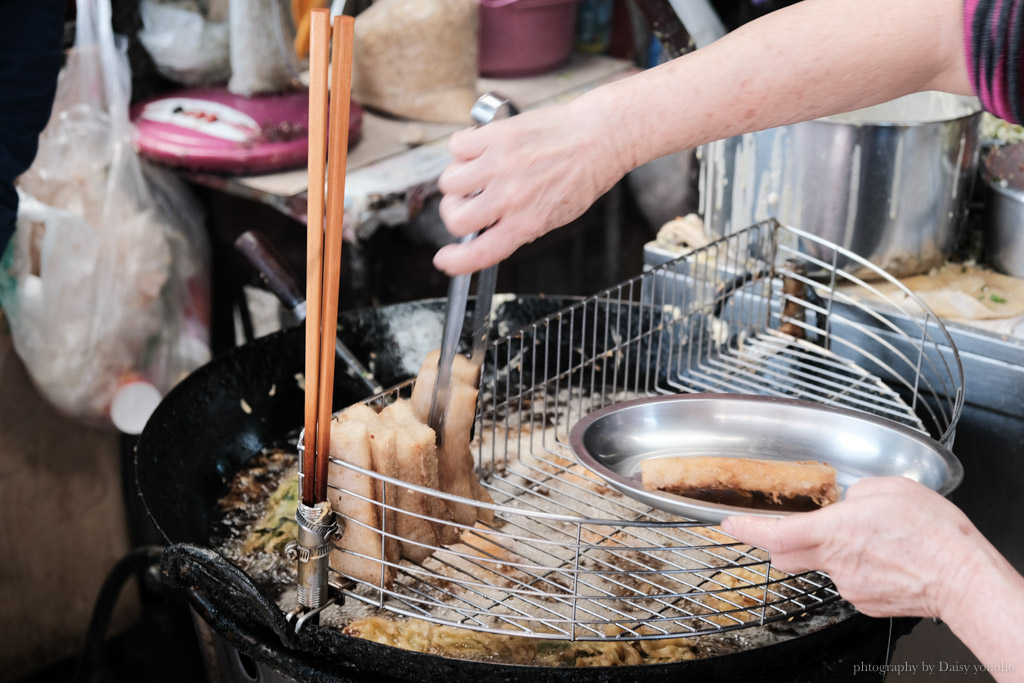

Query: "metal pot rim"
left=813, top=92, right=982, bottom=128
left=812, top=108, right=982, bottom=128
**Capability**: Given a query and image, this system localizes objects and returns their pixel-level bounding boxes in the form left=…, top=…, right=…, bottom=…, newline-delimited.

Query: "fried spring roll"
left=641, top=456, right=840, bottom=507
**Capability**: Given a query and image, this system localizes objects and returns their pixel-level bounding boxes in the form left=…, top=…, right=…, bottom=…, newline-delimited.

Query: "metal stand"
left=286, top=441, right=342, bottom=631
left=290, top=500, right=337, bottom=608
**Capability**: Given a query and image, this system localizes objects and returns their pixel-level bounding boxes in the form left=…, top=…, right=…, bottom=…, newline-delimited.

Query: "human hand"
left=720, top=477, right=981, bottom=621
left=433, top=96, right=630, bottom=275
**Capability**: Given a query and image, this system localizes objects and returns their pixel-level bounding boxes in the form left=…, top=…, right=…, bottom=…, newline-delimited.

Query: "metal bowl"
left=982, top=143, right=1024, bottom=277
left=569, top=394, right=963, bottom=524
left=704, top=91, right=982, bottom=278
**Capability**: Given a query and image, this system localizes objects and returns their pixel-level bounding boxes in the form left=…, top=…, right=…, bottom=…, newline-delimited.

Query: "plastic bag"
left=138, top=0, right=231, bottom=86
left=0, top=0, right=210, bottom=431
left=228, top=0, right=299, bottom=96
left=353, top=0, right=479, bottom=124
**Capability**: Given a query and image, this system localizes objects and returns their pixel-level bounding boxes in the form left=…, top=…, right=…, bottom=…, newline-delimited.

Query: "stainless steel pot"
left=981, top=143, right=1024, bottom=276
left=702, top=92, right=982, bottom=277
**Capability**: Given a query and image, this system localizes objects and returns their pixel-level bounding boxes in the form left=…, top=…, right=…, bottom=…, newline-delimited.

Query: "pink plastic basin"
left=478, top=0, right=580, bottom=78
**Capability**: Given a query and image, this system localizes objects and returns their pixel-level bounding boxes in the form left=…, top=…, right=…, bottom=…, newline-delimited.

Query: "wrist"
left=569, top=84, right=643, bottom=180
left=935, top=531, right=1020, bottom=627
left=938, top=549, right=1024, bottom=680
left=931, top=527, right=983, bottom=623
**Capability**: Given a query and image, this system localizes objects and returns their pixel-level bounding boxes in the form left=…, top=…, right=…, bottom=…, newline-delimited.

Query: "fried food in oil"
left=641, top=457, right=840, bottom=507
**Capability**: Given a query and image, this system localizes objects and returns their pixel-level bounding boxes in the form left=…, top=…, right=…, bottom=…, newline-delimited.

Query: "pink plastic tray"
left=131, top=86, right=363, bottom=174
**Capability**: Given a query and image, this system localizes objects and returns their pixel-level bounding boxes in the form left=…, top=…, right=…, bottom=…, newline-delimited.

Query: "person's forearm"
left=941, top=542, right=1024, bottom=682
left=584, top=0, right=971, bottom=173
left=433, top=0, right=977, bottom=274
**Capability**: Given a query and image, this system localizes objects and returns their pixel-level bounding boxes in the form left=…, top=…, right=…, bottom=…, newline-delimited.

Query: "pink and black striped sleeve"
left=964, top=0, right=1024, bottom=123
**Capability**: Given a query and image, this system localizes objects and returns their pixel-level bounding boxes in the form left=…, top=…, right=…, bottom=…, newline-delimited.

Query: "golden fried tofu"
left=410, top=351, right=491, bottom=526
left=379, top=399, right=461, bottom=552
left=328, top=419, right=396, bottom=588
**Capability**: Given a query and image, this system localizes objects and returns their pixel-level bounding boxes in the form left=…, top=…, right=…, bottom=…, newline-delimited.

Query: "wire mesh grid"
left=322, top=219, right=963, bottom=640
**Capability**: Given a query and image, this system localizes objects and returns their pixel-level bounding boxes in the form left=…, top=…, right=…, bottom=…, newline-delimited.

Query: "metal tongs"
left=427, top=93, right=519, bottom=445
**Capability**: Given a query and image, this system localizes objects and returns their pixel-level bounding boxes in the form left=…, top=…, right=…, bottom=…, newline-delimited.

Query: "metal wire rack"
left=323, top=219, right=964, bottom=641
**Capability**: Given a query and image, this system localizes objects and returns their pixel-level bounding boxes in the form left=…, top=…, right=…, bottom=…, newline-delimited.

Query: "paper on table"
left=841, top=264, right=1024, bottom=339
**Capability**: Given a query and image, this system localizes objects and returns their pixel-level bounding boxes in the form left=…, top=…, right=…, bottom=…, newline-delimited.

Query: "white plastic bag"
left=228, top=0, right=298, bottom=95
left=138, top=0, right=231, bottom=86
left=0, top=0, right=210, bottom=430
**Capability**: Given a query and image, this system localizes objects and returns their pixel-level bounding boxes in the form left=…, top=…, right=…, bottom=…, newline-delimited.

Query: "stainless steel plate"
left=569, top=394, right=963, bottom=524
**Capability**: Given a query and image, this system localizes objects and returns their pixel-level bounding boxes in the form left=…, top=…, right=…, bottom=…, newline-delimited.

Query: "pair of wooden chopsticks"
left=303, top=9, right=355, bottom=506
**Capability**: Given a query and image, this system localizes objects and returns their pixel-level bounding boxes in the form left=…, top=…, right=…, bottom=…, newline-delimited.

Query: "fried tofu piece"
left=342, top=404, right=442, bottom=563
left=436, top=382, right=483, bottom=526
left=641, top=457, right=840, bottom=507
left=410, top=349, right=492, bottom=526
left=470, top=478, right=495, bottom=525
left=454, top=523, right=513, bottom=565
left=410, top=350, right=480, bottom=419
left=379, top=399, right=461, bottom=552
left=327, top=419, right=396, bottom=588
left=434, top=523, right=527, bottom=591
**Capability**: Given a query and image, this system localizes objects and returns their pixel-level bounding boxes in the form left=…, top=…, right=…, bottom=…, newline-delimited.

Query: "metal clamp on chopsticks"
left=288, top=9, right=356, bottom=625
left=428, top=93, right=517, bottom=443
left=288, top=438, right=341, bottom=620
left=285, top=491, right=340, bottom=632
left=289, top=501, right=337, bottom=613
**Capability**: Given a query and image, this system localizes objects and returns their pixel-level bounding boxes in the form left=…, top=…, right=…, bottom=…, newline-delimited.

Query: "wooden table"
left=186, top=55, right=637, bottom=242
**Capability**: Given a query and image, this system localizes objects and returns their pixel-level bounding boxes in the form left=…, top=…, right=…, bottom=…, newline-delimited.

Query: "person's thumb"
left=722, top=515, right=782, bottom=549
left=722, top=514, right=822, bottom=554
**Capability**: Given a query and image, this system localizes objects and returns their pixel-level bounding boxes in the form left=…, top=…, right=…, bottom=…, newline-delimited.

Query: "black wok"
left=136, top=297, right=913, bottom=683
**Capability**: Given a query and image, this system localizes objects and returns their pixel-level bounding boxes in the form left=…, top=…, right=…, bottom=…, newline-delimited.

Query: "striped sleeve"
left=965, top=0, right=1024, bottom=123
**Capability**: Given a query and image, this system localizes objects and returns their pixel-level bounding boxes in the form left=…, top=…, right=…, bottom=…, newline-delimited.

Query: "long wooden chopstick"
left=302, top=8, right=331, bottom=506
left=314, top=15, right=356, bottom=503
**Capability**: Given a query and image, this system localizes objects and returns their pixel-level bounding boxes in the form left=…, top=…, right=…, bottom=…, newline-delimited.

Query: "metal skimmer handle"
left=470, top=91, right=519, bottom=123
left=234, top=230, right=382, bottom=395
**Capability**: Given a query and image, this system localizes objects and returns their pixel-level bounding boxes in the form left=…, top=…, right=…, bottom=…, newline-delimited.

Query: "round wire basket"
left=323, top=218, right=964, bottom=640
